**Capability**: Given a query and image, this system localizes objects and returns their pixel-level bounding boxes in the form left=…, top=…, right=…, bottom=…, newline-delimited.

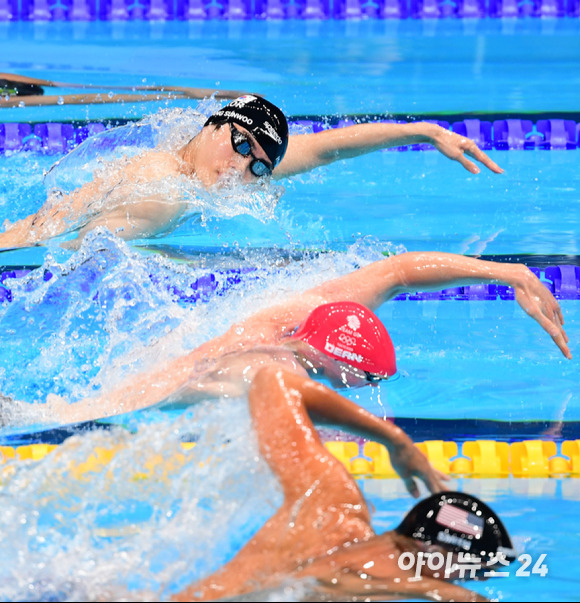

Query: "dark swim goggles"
left=229, top=123, right=273, bottom=178
left=339, top=363, right=388, bottom=387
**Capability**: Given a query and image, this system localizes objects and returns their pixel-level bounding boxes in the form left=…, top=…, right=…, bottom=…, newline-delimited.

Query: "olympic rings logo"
left=338, top=334, right=357, bottom=347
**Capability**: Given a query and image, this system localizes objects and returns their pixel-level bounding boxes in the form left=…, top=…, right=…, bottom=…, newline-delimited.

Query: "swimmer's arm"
left=249, top=366, right=448, bottom=497
left=274, top=122, right=502, bottom=178
left=310, top=574, right=489, bottom=602
left=0, top=175, right=112, bottom=249
left=304, top=251, right=571, bottom=359
left=41, top=324, right=254, bottom=425
left=0, top=150, right=186, bottom=249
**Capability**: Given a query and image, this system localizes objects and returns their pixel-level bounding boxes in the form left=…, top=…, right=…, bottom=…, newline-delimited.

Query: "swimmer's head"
left=204, top=95, right=289, bottom=170
left=396, top=491, right=517, bottom=573
left=288, top=301, right=397, bottom=386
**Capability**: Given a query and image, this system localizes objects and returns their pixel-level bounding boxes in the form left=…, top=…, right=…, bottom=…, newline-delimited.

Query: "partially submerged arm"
left=275, top=122, right=503, bottom=179
left=0, top=150, right=187, bottom=249
left=0, top=176, right=113, bottom=248
left=301, top=251, right=571, bottom=359
left=312, top=573, right=489, bottom=602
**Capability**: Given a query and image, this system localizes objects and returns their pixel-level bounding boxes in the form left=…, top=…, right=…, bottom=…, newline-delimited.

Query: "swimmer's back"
left=67, top=149, right=192, bottom=246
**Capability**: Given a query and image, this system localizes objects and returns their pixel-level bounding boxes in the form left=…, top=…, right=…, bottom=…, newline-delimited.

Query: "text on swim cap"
left=229, top=95, right=257, bottom=108
left=263, top=121, right=283, bottom=144
left=324, top=341, right=364, bottom=363
left=216, top=110, right=254, bottom=126
left=339, top=324, right=362, bottom=338
left=437, top=531, right=472, bottom=551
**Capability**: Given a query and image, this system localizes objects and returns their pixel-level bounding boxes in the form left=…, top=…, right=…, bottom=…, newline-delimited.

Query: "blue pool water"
left=0, top=16, right=579, bottom=603
left=2, top=18, right=580, bottom=120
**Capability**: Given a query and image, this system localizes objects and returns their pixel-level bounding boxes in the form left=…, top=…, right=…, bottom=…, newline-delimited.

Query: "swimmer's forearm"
left=276, top=122, right=438, bottom=177
left=374, top=252, right=533, bottom=300
left=364, top=252, right=570, bottom=359
left=316, top=252, right=530, bottom=309
left=0, top=215, right=44, bottom=248
left=311, top=122, right=439, bottom=159
left=273, top=370, right=412, bottom=452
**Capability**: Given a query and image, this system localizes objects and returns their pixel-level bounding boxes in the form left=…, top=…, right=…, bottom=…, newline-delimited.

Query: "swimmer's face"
left=320, top=358, right=380, bottom=389
left=195, top=123, right=273, bottom=188
left=291, top=340, right=382, bottom=389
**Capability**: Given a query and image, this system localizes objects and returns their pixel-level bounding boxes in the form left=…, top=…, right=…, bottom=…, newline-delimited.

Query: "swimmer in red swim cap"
left=287, top=301, right=397, bottom=388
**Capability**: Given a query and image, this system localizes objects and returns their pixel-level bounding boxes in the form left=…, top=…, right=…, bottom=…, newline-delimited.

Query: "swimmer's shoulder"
left=123, top=148, right=185, bottom=181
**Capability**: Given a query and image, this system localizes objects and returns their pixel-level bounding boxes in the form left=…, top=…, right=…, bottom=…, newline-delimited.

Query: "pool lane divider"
left=1, top=439, right=579, bottom=479
left=1, top=265, right=579, bottom=305
left=2, top=0, right=579, bottom=21
left=1, top=118, right=580, bottom=154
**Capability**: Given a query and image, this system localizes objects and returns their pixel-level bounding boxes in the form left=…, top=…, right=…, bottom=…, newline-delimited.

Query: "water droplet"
left=108, top=91, right=115, bottom=99
left=57, top=96, right=64, bottom=105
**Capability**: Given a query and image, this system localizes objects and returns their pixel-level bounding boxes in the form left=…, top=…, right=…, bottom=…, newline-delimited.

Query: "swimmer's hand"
left=429, top=124, right=504, bottom=175
left=511, top=265, right=572, bottom=359
left=388, top=437, right=450, bottom=498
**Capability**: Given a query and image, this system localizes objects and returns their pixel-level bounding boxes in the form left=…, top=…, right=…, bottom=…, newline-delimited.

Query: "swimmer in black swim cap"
left=178, top=94, right=289, bottom=187
left=204, top=94, right=289, bottom=170
left=397, top=491, right=517, bottom=576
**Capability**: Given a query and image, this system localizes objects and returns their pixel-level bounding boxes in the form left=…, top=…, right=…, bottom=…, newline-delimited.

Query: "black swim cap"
left=396, top=491, right=516, bottom=566
left=0, top=78, right=44, bottom=97
left=204, top=95, right=289, bottom=168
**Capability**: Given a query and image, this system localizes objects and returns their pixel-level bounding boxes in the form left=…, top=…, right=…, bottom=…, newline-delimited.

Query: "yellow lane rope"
left=1, top=439, right=579, bottom=479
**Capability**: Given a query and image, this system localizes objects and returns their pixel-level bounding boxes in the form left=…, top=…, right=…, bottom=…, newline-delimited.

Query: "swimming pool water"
left=0, top=15, right=579, bottom=603
left=2, top=18, right=580, bottom=121
left=1, top=144, right=579, bottom=255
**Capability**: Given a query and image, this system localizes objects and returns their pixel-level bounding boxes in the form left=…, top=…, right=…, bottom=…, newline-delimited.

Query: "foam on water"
left=0, top=230, right=392, bottom=428
left=0, top=399, right=284, bottom=601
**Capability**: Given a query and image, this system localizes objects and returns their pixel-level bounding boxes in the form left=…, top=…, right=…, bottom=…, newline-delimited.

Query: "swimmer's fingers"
left=454, top=152, right=481, bottom=175
left=531, top=308, right=571, bottom=359
left=463, top=143, right=504, bottom=174
left=432, top=129, right=504, bottom=174
left=515, top=284, right=572, bottom=359
left=401, top=477, right=420, bottom=498
left=393, top=444, right=450, bottom=497
left=402, top=467, right=449, bottom=498
left=423, top=468, right=451, bottom=495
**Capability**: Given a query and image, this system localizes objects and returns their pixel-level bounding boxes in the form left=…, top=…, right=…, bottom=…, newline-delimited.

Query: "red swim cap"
left=290, top=301, right=397, bottom=378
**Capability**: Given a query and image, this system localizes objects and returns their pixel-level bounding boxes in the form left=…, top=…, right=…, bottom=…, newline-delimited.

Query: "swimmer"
left=32, top=250, right=570, bottom=429
left=171, top=363, right=517, bottom=601
left=0, top=94, right=503, bottom=249
left=0, top=72, right=248, bottom=107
